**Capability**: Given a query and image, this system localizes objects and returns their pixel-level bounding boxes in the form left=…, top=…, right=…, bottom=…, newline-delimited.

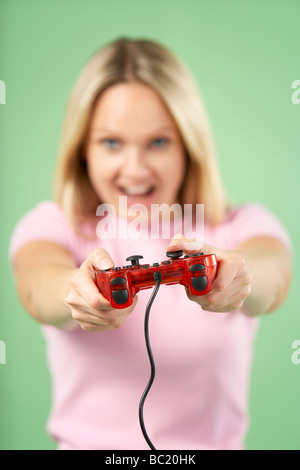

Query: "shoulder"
left=10, top=200, right=103, bottom=267
left=10, top=200, right=76, bottom=261
left=24, top=200, right=69, bottom=219
left=225, top=202, right=272, bottom=222
left=11, top=200, right=74, bottom=237
left=209, top=202, right=291, bottom=251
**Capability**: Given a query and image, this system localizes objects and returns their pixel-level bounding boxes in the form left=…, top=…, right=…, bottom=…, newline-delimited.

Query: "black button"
left=141, top=264, right=149, bottom=268
left=110, top=277, right=126, bottom=285
left=190, top=253, right=203, bottom=257
left=112, top=267, right=122, bottom=270
left=126, top=255, right=143, bottom=266
left=189, top=263, right=205, bottom=272
left=163, top=261, right=171, bottom=265
left=191, top=276, right=208, bottom=291
left=166, top=250, right=184, bottom=259
left=152, top=263, right=159, bottom=267
left=112, top=289, right=129, bottom=305
left=122, top=265, right=131, bottom=268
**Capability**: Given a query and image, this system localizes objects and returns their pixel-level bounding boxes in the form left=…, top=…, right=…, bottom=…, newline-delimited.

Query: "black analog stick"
left=166, top=250, right=184, bottom=259
left=126, top=255, right=144, bottom=266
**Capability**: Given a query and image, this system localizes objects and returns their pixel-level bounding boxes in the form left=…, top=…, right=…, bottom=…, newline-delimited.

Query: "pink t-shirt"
left=9, top=201, right=291, bottom=450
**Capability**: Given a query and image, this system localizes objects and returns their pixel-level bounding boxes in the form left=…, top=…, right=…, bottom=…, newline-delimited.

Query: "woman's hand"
left=167, top=234, right=253, bottom=313
left=66, top=248, right=137, bottom=331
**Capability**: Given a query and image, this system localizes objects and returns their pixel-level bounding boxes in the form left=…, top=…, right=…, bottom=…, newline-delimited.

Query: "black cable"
left=139, top=271, right=162, bottom=451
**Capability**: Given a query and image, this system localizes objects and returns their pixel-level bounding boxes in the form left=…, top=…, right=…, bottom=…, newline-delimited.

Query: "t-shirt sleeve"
left=226, top=203, right=292, bottom=251
left=9, top=201, right=77, bottom=267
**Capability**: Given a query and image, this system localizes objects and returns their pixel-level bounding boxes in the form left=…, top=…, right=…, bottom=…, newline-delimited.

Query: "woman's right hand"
left=66, top=248, right=137, bottom=332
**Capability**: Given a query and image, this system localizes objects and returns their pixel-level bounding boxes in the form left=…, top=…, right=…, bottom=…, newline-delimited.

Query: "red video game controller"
left=95, top=250, right=218, bottom=309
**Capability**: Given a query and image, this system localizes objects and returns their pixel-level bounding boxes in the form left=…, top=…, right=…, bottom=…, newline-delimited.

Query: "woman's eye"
left=150, top=138, right=169, bottom=148
left=101, top=138, right=120, bottom=149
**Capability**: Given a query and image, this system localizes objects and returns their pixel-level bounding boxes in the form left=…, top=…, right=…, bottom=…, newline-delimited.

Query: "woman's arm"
left=167, top=235, right=292, bottom=316
left=14, top=241, right=77, bottom=328
left=13, top=240, right=136, bottom=330
left=236, top=236, right=291, bottom=316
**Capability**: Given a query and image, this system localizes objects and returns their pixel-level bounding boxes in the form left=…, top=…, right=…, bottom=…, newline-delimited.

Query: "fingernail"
left=186, top=240, right=203, bottom=250
left=169, top=234, right=184, bottom=246
left=100, top=258, right=114, bottom=270
left=173, top=234, right=184, bottom=240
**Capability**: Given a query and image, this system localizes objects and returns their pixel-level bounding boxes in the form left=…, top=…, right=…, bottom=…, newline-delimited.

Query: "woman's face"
left=86, top=82, right=186, bottom=218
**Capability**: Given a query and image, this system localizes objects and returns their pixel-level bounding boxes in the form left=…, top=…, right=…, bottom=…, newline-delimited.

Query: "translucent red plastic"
left=95, top=253, right=218, bottom=309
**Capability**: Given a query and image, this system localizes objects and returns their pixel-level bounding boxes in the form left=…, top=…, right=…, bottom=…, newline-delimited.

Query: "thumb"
left=167, top=233, right=203, bottom=253
left=167, top=234, right=217, bottom=256
left=84, top=248, right=115, bottom=275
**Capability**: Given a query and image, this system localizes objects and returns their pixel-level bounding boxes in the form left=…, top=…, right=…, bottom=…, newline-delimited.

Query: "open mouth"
left=118, top=185, right=155, bottom=198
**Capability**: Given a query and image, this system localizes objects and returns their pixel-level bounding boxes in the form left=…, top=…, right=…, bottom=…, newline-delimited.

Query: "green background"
left=1, top=0, right=299, bottom=450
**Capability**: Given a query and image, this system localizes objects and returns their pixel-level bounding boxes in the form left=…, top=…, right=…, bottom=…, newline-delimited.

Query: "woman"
left=10, top=37, right=291, bottom=450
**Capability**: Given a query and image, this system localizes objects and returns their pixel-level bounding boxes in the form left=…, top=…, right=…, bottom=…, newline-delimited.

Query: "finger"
left=76, top=320, right=116, bottom=332
left=69, top=248, right=115, bottom=310
left=201, top=297, right=246, bottom=313
left=71, top=297, right=138, bottom=331
left=193, top=282, right=251, bottom=312
left=66, top=290, right=111, bottom=317
left=69, top=270, right=114, bottom=311
left=71, top=308, right=109, bottom=326
left=83, top=248, right=115, bottom=277
left=198, top=275, right=245, bottom=307
left=167, top=234, right=205, bottom=253
left=212, top=257, right=244, bottom=292
left=67, top=288, right=138, bottom=319
left=71, top=309, right=123, bottom=328
left=226, top=285, right=251, bottom=306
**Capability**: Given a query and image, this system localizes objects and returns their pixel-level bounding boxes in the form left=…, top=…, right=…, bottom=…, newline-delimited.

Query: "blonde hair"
left=54, top=37, right=230, bottom=231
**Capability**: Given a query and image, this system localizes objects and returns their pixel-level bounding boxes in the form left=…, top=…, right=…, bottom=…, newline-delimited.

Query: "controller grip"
left=95, top=253, right=218, bottom=309
left=186, top=264, right=217, bottom=296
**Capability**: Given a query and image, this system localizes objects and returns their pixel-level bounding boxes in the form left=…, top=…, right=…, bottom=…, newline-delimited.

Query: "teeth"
left=121, top=185, right=153, bottom=195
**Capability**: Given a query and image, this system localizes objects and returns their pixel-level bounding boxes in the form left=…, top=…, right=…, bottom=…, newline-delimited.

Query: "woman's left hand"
left=167, top=234, right=253, bottom=313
